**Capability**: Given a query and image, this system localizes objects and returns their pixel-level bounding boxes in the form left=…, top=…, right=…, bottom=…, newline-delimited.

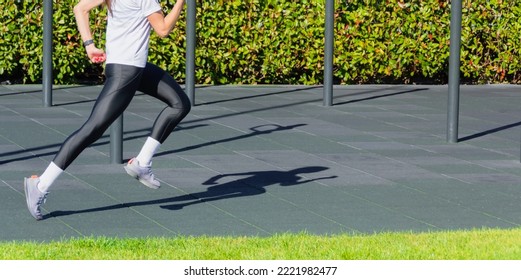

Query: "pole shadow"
left=155, top=123, right=307, bottom=158
left=333, top=88, right=428, bottom=106
left=45, top=166, right=337, bottom=219
left=1, top=122, right=297, bottom=165
left=0, top=124, right=205, bottom=165
left=53, top=92, right=148, bottom=107
left=458, top=121, right=521, bottom=142
left=182, top=86, right=429, bottom=126
left=196, top=86, right=323, bottom=106
left=0, top=85, right=98, bottom=97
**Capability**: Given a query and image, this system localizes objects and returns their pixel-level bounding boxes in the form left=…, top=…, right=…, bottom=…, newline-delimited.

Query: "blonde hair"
left=105, top=0, right=112, bottom=13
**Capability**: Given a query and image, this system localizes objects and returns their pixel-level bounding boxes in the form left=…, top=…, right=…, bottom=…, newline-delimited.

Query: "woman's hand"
left=86, top=45, right=106, bottom=64
left=74, top=0, right=105, bottom=63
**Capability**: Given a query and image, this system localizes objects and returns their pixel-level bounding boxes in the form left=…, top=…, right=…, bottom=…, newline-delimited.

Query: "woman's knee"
left=175, top=92, right=191, bottom=115
left=140, top=63, right=191, bottom=115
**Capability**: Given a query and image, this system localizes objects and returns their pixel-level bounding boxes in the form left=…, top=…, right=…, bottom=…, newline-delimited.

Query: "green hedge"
left=1, top=0, right=520, bottom=85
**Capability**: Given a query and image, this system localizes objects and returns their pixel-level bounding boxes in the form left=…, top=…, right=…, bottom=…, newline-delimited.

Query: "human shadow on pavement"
left=160, top=167, right=337, bottom=210
left=45, top=167, right=336, bottom=219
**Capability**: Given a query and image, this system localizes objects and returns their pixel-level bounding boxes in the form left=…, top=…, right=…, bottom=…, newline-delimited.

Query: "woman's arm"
left=147, top=0, right=186, bottom=38
left=73, top=0, right=106, bottom=63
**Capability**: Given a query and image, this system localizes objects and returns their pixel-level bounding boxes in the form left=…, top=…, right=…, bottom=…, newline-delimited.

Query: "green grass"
left=2, top=229, right=521, bottom=260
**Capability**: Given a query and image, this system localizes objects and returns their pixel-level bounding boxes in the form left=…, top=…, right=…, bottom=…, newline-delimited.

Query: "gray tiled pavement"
left=1, top=84, right=520, bottom=241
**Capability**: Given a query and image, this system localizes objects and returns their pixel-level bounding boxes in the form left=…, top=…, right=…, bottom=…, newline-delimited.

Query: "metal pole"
left=323, top=0, right=334, bottom=106
left=110, top=115, right=123, bottom=164
left=42, top=0, right=53, bottom=107
left=185, top=0, right=196, bottom=106
left=447, top=0, right=462, bottom=143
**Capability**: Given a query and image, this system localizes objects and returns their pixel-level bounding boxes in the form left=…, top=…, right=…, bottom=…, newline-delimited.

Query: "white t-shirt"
left=105, top=0, right=161, bottom=67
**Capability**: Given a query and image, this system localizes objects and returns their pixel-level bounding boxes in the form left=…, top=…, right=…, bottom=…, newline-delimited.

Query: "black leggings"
left=53, top=63, right=191, bottom=170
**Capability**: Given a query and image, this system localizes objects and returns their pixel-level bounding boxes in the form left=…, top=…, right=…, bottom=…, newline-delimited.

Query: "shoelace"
left=34, top=193, right=48, bottom=217
left=37, top=193, right=48, bottom=207
left=141, top=165, right=156, bottom=180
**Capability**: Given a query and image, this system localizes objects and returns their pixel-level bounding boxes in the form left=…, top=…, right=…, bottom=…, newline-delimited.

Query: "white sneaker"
left=124, top=158, right=160, bottom=189
left=24, top=175, right=48, bottom=220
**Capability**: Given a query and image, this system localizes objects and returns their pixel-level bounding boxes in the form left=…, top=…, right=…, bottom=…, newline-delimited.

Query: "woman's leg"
left=123, top=63, right=191, bottom=189
left=44, top=64, right=143, bottom=188
left=138, top=63, right=191, bottom=144
left=133, top=63, right=191, bottom=165
left=24, top=64, right=144, bottom=220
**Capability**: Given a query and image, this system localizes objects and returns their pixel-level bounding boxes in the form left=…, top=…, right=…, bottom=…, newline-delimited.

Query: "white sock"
left=135, top=137, right=161, bottom=166
left=38, top=162, right=63, bottom=193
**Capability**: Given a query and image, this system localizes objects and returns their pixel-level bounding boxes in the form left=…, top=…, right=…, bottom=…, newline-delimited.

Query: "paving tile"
left=1, top=84, right=521, bottom=241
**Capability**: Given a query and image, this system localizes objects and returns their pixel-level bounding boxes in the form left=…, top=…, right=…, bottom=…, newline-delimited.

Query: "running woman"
left=24, top=0, right=191, bottom=220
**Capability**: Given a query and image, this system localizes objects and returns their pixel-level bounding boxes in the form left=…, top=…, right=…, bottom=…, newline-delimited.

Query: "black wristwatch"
left=83, top=39, right=94, bottom=47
